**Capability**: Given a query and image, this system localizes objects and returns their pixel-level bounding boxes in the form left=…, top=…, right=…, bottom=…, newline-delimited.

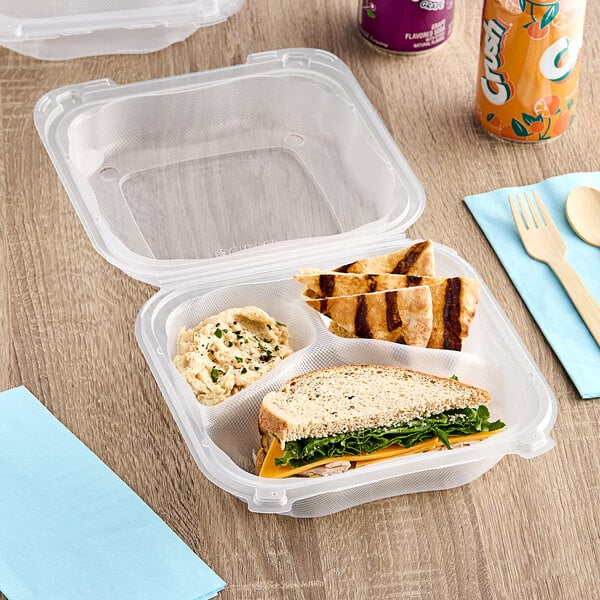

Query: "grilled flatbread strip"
left=430, top=277, right=480, bottom=351
left=305, top=287, right=433, bottom=346
left=296, top=272, right=480, bottom=351
left=294, top=271, right=441, bottom=298
left=333, top=240, right=435, bottom=277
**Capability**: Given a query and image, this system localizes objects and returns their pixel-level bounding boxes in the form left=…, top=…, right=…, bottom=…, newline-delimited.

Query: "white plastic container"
left=34, top=49, right=557, bottom=517
left=0, top=0, right=245, bottom=60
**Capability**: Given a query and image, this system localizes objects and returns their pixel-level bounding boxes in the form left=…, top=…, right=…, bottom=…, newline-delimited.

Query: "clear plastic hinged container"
left=34, top=49, right=557, bottom=517
left=0, top=0, right=245, bottom=60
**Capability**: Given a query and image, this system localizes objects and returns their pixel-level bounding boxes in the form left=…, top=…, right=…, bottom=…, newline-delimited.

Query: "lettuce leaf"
left=274, top=405, right=504, bottom=468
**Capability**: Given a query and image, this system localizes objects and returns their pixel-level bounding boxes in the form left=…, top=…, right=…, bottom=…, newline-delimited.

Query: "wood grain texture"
left=1, top=1, right=599, bottom=599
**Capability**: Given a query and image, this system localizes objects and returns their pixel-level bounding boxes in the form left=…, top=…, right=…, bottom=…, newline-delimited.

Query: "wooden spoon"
left=565, top=186, right=600, bottom=247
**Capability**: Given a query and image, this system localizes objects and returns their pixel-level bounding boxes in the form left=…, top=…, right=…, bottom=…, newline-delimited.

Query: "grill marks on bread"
left=296, top=241, right=481, bottom=350
left=385, top=290, right=403, bottom=332
left=355, top=295, right=372, bottom=338
left=297, top=271, right=480, bottom=350
left=296, top=272, right=437, bottom=299
left=306, top=287, right=433, bottom=346
left=429, top=277, right=480, bottom=350
left=391, top=242, right=430, bottom=274
left=443, top=278, right=463, bottom=350
left=334, top=240, right=435, bottom=276
left=319, top=274, right=335, bottom=297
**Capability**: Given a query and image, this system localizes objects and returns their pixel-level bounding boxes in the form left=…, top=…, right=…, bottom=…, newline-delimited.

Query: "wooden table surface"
left=1, top=1, right=599, bottom=599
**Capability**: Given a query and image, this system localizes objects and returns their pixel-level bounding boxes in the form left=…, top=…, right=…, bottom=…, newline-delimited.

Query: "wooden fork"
left=509, top=190, right=600, bottom=347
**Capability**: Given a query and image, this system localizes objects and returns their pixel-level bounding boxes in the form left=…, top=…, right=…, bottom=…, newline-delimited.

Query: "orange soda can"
left=475, top=0, right=586, bottom=142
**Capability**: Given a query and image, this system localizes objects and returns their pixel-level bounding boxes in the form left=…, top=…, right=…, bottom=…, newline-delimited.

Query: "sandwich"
left=255, top=365, right=504, bottom=478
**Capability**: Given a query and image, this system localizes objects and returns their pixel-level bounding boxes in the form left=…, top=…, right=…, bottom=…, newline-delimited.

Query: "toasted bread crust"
left=255, top=447, right=266, bottom=475
left=258, top=399, right=294, bottom=448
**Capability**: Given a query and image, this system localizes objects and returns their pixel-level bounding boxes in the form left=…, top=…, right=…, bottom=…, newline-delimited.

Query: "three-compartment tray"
left=35, top=48, right=557, bottom=517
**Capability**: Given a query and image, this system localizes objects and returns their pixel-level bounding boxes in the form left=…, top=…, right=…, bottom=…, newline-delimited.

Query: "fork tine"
left=508, top=194, right=526, bottom=236
left=524, top=191, right=544, bottom=228
left=516, top=193, right=535, bottom=229
left=532, top=190, right=555, bottom=228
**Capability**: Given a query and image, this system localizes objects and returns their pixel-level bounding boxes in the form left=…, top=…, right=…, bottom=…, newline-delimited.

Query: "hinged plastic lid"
left=34, top=49, right=425, bottom=287
left=0, top=0, right=245, bottom=42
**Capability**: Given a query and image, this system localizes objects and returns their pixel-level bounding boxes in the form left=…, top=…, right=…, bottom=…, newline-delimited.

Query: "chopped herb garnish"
left=241, top=368, right=247, bottom=374
left=450, top=374, right=459, bottom=381
left=259, top=345, right=274, bottom=362
left=235, top=357, right=244, bottom=363
left=227, top=341, right=233, bottom=347
left=266, top=324, right=272, bottom=330
left=210, top=367, right=221, bottom=382
left=276, top=321, right=286, bottom=327
left=214, top=328, right=223, bottom=338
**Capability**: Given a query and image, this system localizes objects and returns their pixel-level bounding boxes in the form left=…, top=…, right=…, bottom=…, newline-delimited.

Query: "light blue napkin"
left=0, top=386, right=225, bottom=600
left=464, top=171, right=600, bottom=399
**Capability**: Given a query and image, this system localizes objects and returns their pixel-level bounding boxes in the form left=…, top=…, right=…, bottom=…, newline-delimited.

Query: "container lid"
left=0, top=0, right=245, bottom=42
left=34, top=49, right=425, bottom=287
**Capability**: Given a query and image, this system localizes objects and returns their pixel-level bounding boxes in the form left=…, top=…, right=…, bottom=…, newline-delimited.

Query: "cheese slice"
left=355, top=431, right=499, bottom=467
left=355, top=438, right=440, bottom=468
left=258, top=430, right=501, bottom=478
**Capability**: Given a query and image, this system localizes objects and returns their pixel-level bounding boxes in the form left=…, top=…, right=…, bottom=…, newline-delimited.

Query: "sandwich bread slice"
left=256, top=365, right=504, bottom=478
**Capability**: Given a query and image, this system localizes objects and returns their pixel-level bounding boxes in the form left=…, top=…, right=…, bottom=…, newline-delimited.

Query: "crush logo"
left=540, top=35, right=583, bottom=83
left=480, top=19, right=514, bottom=106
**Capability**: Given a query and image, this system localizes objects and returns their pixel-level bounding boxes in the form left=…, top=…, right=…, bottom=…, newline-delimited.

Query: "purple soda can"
left=358, top=0, right=455, bottom=54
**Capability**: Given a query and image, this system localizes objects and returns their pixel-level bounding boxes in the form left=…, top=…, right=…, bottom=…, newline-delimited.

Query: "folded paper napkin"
left=0, top=386, right=225, bottom=600
left=464, top=171, right=600, bottom=399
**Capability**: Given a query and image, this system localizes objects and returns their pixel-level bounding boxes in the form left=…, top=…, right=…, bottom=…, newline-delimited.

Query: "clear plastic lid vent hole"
left=283, top=134, right=305, bottom=147
left=99, top=167, right=119, bottom=180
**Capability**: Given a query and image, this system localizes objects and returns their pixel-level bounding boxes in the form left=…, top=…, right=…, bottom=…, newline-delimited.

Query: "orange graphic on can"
left=475, top=0, right=586, bottom=142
